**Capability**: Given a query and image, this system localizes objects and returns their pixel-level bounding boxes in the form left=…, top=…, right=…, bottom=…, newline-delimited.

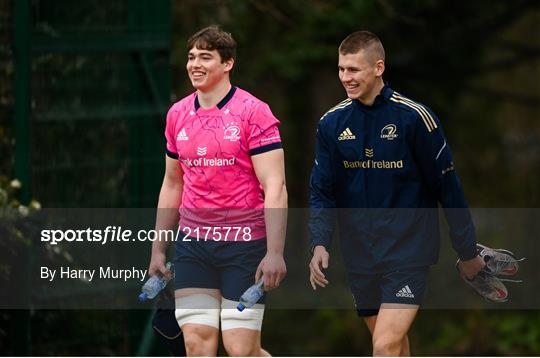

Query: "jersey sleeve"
left=247, top=102, right=283, bottom=156
left=164, top=107, right=179, bottom=159
left=308, top=120, right=338, bottom=252
left=413, top=109, right=477, bottom=260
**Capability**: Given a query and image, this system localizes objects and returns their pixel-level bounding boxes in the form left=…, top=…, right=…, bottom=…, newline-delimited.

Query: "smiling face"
left=338, top=49, right=384, bottom=104
left=186, top=46, right=234, bottom=92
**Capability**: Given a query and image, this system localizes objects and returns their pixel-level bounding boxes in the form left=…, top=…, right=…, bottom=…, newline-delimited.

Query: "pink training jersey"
left=165, top=86, right=282, bottom=241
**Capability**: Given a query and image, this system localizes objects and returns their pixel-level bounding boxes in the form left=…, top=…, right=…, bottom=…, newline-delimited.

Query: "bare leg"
left=364, top=314, right=410, bottom=356
left=371, top=305, right=418, bottom=356
left=222, top=328, right=269, bottom=356
left=175, top=288, right=221, bottom=356
left=181, top=323, right=219, bottom=356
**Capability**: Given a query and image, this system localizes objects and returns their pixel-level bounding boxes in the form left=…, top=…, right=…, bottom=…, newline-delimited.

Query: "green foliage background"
left=1, top=0, right=539, bottom=355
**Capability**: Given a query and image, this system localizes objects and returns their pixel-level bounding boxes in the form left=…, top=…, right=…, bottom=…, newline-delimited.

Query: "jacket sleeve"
left=308, top=120, right=337, bottom=252
left=413, top=109, right=478, bottom=260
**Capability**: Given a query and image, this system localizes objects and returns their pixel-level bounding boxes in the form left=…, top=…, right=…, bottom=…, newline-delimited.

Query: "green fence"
left=14, top=0, right=170, bottom=208
left=9, top=1, right=171, bottom=355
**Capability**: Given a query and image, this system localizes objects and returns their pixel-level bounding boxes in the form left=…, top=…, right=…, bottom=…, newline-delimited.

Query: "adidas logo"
left=396, top=285, right=415, bottom=298
left=177, top=128, right=188, bottom=141
left=338, top=128, right=356, bottom=141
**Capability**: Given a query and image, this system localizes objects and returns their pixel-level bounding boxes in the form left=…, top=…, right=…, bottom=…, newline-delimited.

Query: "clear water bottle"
left=237, top=280, right=264, bottom=311
left=138, top=262, right=172, bottom=302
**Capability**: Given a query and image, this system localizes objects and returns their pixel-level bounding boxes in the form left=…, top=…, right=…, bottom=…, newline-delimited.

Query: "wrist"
left=266, top=249, right=284, bottom=256
left=458, top=244, right=478, bottom=261
left=151, top=248, right=166, bottom=258
left=310, top=244, right=327, bottom=255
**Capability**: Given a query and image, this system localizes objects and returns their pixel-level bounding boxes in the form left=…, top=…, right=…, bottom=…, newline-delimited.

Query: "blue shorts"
left=349, top=266, right=430, bottom=317
left=174, top=238, right=267, bottom=303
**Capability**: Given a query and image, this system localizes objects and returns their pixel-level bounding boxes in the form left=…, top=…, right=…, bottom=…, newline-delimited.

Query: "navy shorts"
left=174, top=238, right=267, bottom=303
left=349, top=266, right=430, bottom=317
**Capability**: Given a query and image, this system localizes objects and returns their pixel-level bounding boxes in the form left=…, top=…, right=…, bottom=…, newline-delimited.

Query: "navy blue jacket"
left=309, top=85, right=477, bottom=274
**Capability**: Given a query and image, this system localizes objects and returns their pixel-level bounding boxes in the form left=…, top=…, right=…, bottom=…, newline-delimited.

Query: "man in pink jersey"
left=147, top=26, right=287, bottom=356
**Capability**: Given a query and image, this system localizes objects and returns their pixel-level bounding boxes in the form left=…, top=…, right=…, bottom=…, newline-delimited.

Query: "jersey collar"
left=355, top=83, right=394, bottom=109
left=194, top=86, right=237, bottom=111
left=380, top=83, right=394, bottom=101
left=373, top=82, right=394, bottom=105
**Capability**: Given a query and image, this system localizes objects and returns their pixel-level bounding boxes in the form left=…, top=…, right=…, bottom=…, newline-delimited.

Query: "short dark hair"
left=339, top=31, right=385, bottom=61
left=187, top=26, right=236, bottom=63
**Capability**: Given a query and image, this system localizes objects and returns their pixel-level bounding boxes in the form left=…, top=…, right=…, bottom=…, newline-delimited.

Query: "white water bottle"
left=237, top=281, right=264, bottom=311
left=138, top=262, right=172, bottom=302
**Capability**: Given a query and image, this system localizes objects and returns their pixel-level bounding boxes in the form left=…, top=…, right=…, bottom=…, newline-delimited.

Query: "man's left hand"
left=458, top=255, right=486, bottom=280
left=255, top=253, right=287, bottom=291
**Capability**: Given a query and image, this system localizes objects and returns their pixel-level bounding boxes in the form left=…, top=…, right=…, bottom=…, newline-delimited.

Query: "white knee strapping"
left=175, top=294, right=221, bottom=329
left=220, top=298, right=265, bottom=331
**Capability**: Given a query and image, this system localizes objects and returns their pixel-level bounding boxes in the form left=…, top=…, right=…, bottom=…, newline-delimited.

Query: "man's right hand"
left=309, top=245, right=330, bottom=290
left=148, top=251, right=173, bottom=280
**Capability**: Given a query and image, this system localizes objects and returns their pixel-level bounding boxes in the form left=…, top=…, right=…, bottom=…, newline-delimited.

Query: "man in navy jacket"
left=308, top=31, right=485, bottom=356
